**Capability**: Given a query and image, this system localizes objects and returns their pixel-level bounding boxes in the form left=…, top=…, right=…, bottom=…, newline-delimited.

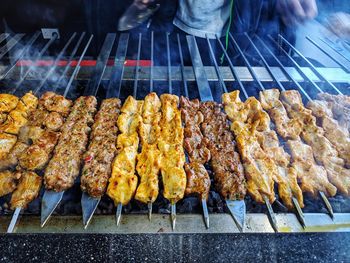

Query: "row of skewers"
left=0, top=88, right=349, bottom=232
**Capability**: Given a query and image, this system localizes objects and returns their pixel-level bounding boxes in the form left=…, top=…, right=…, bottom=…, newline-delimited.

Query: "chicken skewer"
left=256, top=34, right=337, bottom=219
left=216, top=35, right=279, bottom=232
left=80, top=98, right=121, bottom=228
left=158, top=93, right=187, bottom=231
left=180, top=97, right=211, bottom=229
left=106, top=96, right=143, bottom=226
left=134, top=92, right=161, bottom=221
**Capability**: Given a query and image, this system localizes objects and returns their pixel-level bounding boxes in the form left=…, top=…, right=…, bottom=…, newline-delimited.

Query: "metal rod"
left=84, top=33, right=116, bottom=97
left=263, top=195, right=278, bottom=233
left=205, top=35, right=227, bottom=94
left=0, top=34, right=25, bottom=60
left=0, top=33, right=9, bottom=44
left=177, top=33, right=188, bottom=97
left=186, top=35, right=212, bottom=101
left=228, top=33, right=265, bottom=91
left=319, top=191, right=334, bottom=220
left=53, top=32, right=86, bottom=92
left=292, top=197, right=306, bottom=229
left=244, top=33, right=284, bottom=91
left=306, top=36, right=349, bottom=73
left=257, top=35, right=312, bottom=100
left=150, top=31, right=154, bottom=92
left=133, top=33, right=142, bottom=98
left=201, top=199, right=209, bottom=229
left=0, top=32, right=41, bottom=81
left=12, top=34, right=58, bottom=92
left=116, top=203, right=123, bottom=227
left=215, top=35, right=248, bottom=98
left=278, top=34, right=343, bottom=95
left=166, top=32, right=172, bottom=94
left=64, top=35, right=94, bottom=97
left=108, top=33, right=129, bottom=99
left=34, top=33, right=77, bottom=94
left=171, top=203, right=176, bottom=231
left=148, top=202, right=152, bottom=222
left=7, top=207, right=21, bottom=233
left=319, top=37, right=350, bottom=64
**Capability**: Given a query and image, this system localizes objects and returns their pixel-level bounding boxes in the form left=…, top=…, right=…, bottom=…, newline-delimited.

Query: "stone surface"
left=0, top=233, right=349, bottom=262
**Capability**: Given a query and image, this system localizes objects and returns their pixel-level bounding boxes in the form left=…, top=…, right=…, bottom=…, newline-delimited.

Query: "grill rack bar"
left=0, top=33, right=9, bottom=44
left=0, top=34, right=25, bottom=60
left=319, top=37, right=350, bottom=64
left=306, top=36, right=349, bottom=73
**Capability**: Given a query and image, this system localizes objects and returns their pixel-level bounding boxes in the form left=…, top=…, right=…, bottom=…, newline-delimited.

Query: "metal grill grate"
left=0, top=30, right=349, bottom=233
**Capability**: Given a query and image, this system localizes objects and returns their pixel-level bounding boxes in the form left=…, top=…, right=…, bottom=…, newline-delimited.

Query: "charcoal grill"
left=0, top=26, right=349, bottom=233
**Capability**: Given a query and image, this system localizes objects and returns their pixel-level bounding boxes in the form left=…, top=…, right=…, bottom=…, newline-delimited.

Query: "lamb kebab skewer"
left=80, top=98, right=121, bottom=228
left=180, top=97, right=211, bottom=229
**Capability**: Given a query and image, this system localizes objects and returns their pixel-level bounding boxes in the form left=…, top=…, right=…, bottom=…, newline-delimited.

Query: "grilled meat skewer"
left=107, top=96, right=142, bottom=207
left=81, top=98, right=121, bottom=198
left=44, top=96, right=97, bottom=192
left=281, top=90, right=350, bottom=196
left=135, top=93, right=161, bottom=206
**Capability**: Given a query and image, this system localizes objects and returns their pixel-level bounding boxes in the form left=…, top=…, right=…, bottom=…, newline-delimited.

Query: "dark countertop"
left=0, top=233, right=349, bottom=263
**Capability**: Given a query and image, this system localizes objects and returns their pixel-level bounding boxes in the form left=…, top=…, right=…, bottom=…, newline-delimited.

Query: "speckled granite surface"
left=0, top=233, right=349, bottom=262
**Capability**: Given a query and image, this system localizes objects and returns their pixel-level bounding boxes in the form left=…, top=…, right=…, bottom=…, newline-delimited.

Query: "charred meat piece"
left=10, top=171, right=42, bottom=209
left=44, top=96, right=97, bottom=192
left=184, top=162, right=210, bottom=200
left=200, top=101, right=246, bottom=201
left=0, top=132, right=17, bottom=159
left=0, top=94, right=19, bottom=114
left=0, top=170, right=21, bottom=197
left=39, top=91, right=73, bottom=117
left=81, top=98, right=121, bottom=198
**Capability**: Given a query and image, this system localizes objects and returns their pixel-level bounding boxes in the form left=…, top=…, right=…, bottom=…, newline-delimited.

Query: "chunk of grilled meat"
left=44, top=96, right=97, bottom=192
left=81, top=98, right=121, bottom=198
left=0, top=92, right=38, bottom=135
left=307, top=99, right=350, bottom=167
left=158, top=94, right=186, bottom=203
left=0, top=170, right=21, bottom=197
left=0, top=94, right=19, bottom=114
left=107, top=96, right=142, bottom=205
left=39, top=91, right=73, bottom=117
left=287, top=140, right=337, bottom=198
left=0, top=132, right=17, bottom=159
left=200, top=100, right=246, bottom=201
left=10, top=171, right=42, bottom=209
left=180, top=96, right=211, bottom=200
left=18, top=130, right=60, bottom=171
left=282, top=90, right=350, bottom=196
left=135, top=93, right=161, bottom=204
left=259, top=89, right=303, bottom=139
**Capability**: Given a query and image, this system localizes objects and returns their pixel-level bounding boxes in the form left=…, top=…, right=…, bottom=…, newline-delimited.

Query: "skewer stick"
left=7, top=207, right=21, bottom=233
left=262, top=35, right=336, bottom=220
left=202, top=199, right=209, bottom=229
left=171, top=203, right=176, bottom=231
left=292, top=197, right=306, bottom=229
left=116, top=203, right=123, bottom=227
left=319, top=191, right=334, bottom=220
left=147, top=202, right=152, bottom=222
left=263, top=195, right=278, bottom=233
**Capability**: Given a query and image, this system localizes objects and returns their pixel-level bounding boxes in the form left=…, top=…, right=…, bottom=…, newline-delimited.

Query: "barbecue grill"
left=0, top=20, right=350, bottom=234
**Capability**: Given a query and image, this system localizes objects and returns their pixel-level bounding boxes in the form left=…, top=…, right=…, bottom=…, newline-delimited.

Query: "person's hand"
left=276, top=0, right=318, bottom=25
left=326, top=12, right=350, bottom=39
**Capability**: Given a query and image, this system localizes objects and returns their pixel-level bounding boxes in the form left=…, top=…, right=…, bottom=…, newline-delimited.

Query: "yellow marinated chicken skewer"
left=158, top=94, right=186, bottom=230
left=135, top=92, right=161, bottom=220
left=107, top=96, right=143, bottom=226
